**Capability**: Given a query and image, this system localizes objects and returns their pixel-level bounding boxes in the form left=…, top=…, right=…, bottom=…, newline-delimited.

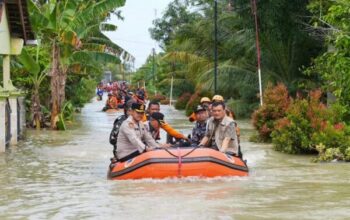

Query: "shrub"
left=227, top=99, right=258, bottom=118
left=160, top=99, right=170, bottom=105
left=149, top=93, right=167, bottom=103
left=271, top=89, right=350, bottom=161
left=175, top=92, right=192, bottom=110
left=185, top=89, right=213, bottom=116
left=251, top=83, right=290, bottom=142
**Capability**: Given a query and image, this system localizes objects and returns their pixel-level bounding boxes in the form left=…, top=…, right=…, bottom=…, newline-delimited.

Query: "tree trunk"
left=50, top=42, right=67, bottom=129
left=31, top=88, right=42, bottom=129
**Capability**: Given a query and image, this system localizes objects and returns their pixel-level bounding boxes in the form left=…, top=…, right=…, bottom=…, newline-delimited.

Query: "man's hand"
left=145, top=146, right=154, bottom=152
left=160, top=143, right=171, bottom=148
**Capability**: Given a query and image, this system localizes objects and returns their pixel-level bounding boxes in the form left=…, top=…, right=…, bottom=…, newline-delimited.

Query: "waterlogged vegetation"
left=131, top=0, right=350, bottom=162
left=1, top=0, right=131, bottom=129
left=2, top=0, right=349, bottom=162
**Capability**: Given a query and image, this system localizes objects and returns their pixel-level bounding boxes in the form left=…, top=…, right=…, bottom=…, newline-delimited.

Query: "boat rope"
left=164, top=147, right=198, bottom=159
left=177, top=147, right=182, bottom=177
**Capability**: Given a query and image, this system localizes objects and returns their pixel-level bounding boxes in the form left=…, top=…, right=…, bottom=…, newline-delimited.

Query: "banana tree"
left=28, top=0, right=129, bottom=129
left=17, top=47, right=46, bottom=129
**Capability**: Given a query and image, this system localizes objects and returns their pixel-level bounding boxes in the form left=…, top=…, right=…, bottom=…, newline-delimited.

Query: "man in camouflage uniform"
left=116, top=103, right=165, bottom=162
left=191, top=105, right=209, bottom=145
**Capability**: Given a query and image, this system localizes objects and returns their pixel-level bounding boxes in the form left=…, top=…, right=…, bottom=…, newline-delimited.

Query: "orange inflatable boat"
left=107, top=147, right=248, bottom=180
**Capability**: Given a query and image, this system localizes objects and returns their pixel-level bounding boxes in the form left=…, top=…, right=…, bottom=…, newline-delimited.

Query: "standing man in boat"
left=116, top=103, right=165, bottom=162
left=191, top=105, right=209, bottom=146
left=198, top=102, right=239, bottom=156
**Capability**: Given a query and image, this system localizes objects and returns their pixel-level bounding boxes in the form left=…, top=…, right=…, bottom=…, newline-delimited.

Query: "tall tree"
left=29, top=0, right=129, bottom=129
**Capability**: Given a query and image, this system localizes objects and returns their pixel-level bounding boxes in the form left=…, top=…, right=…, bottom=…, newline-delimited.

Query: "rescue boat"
left=107, top=147, right=248, bottom=180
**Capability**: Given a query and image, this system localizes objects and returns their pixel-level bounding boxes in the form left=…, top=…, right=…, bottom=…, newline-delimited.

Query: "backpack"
left=109, top=115, right=127, bottom=157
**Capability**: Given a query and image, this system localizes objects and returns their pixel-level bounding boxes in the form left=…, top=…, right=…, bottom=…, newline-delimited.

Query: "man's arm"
left=143, top=127, right=161, bottom=149
left=221, top=121, right=238, bottom=153
left=161, top=122, right=186, bottom=139
left=198, top=136, right=208, bottom=147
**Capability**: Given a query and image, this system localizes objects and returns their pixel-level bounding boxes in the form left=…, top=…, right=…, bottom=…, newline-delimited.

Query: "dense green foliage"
left=307, top=0, right=350, bottom=119
left=139, top=0, right=350, bottom=161
left=271, top=90, right=350, bottom=161
left=7, top=0, right=131, bottom=129
left=141, top=0, right=323, bottom=117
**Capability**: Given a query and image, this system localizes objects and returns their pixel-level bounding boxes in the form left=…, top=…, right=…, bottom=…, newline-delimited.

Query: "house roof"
left=5, top=0, right=35, bottom=44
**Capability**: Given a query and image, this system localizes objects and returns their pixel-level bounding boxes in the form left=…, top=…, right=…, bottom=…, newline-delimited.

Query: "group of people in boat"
left=109, top=94, right=241, bottom=163
left=97, top=81, right=147, bottom=111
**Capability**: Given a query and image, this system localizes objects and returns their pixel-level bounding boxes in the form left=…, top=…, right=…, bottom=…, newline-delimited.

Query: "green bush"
left=149, top=93, right=167, bottom=103
left=185, top=89, right=213, bottom=116
left=251, top=83, right=291, bottom=142
left=175, top=92, right=192, bottom=110
left=271, top=89, right=350, bottom=161
left=227, top=99, right=258, bottom=118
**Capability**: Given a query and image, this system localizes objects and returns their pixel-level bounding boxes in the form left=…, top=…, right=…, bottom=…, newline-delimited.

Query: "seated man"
left=144, top=101, right=187, bottom=141
left=198, top=102, right=239, bottom=155
left=188, top=97, right=211, bottom=122
left=212, top=95, right=236, bottom=119
left=103, top=93, right=118, bottom=111
left=109, top=100, right=136, bottom=159
left=116, top=103, right=166, bottom=162
left=191, top=105, right=209, bottom=145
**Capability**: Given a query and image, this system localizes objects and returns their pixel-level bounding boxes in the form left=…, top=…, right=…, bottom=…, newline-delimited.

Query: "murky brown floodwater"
left=1, top=97, right=349, bottom=220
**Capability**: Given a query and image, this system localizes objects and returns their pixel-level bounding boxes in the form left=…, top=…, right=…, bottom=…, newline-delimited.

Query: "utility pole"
left=252, top=0, right=263, bottom=106
left=152, top=48, right=156, bottom=94
left=214, top=0, right=218, bottom=94
left=170, top=62, right=175, bottom=107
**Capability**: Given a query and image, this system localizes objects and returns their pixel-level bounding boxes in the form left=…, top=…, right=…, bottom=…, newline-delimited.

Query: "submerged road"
left=0, top=98, right=349, bottom=219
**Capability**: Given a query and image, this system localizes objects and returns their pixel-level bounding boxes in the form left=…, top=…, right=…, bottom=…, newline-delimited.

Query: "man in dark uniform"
left=191, top=105, right=209, bottom=145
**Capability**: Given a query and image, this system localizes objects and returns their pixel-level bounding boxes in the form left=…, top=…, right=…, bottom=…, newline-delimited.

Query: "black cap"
left=131, top=103, right=145, bottom=113
left=194, top=105, right=206, bottom=113
left=150, top=112, right=165, bottom=124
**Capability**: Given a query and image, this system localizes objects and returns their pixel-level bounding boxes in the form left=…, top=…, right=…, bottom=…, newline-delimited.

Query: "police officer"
left=116, top=103, right=164, bottom=162
left=191, top=105, right=209, bottom=145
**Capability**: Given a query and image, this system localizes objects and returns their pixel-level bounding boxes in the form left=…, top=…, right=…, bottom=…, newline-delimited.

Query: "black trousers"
left=119, top=151, right=141, bottom=162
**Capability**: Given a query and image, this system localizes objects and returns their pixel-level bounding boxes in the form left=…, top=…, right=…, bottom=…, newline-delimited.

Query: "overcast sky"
left=104, top=0, right=172, bottom=69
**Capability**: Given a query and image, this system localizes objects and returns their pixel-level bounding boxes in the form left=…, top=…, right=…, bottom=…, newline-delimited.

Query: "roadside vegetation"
left=0, top=0, right=132, bottom=129
left=132, top=0, right=350, bottom=161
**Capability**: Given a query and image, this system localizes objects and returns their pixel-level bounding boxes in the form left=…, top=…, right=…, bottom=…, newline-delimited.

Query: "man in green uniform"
left=198, top=102, right=239, bottom=155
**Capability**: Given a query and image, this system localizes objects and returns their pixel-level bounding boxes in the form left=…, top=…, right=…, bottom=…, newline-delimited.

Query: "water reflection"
left=0, top=99, right=349, bottom=219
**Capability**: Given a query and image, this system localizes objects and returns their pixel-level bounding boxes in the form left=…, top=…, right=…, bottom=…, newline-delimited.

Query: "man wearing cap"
left=212, top=95, right=236, bottom=119
left=143, top=101, right=187, bottom=141
left=188, top=97, right=212, bottom=122
left=191, top=105, right=209, bottom=145
left=145, top=112, right=172, bottom=147
left=198, top=102, right=239, bottom=156
left=116, top=103, right=164, bottom=162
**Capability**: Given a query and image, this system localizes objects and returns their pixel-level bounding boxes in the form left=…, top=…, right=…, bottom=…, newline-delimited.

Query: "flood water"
left=1, top=98, right=349, bottom=220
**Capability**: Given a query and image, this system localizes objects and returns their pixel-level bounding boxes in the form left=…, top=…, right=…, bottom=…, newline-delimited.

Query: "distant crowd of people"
left=96, top=81, right=147, bottom=112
